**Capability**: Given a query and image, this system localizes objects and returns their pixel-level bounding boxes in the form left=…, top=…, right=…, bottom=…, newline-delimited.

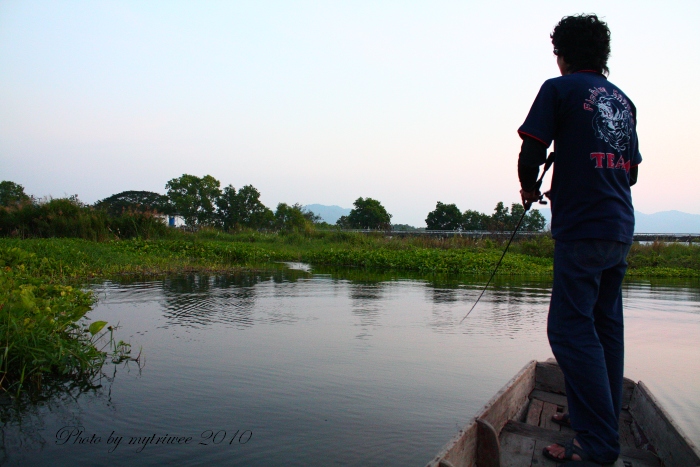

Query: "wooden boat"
left=427, top=360, right=700, bottom=467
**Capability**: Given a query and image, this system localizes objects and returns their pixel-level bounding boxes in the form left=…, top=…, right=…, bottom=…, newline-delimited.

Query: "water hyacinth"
left=0, top=247, right=126, bottom=396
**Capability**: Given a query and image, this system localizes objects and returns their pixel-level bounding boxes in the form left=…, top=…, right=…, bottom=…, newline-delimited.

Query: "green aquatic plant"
left=0, top=246, right=133, bottom=396
left=1, top=233, right=698, bottom=283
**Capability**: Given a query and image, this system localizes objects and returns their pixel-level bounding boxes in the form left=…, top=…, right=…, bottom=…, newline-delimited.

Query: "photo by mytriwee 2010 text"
left=517, top=14, right=641, bottom=465
left=55, top=426, right=253, bottom=453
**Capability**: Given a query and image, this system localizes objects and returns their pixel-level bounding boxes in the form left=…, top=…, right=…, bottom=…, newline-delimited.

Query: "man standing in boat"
left=517, top=14, right=641, bottom=464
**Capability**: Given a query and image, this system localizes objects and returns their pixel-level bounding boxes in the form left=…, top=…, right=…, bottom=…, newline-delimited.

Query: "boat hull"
left=426, top=360, right=700, bottom=467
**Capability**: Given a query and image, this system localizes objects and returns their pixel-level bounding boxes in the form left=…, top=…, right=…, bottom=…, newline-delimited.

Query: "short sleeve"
left=631, top=151, right=642, bottom=167
left=631, top=111, right=642, bottom=167
left=518, top=80, right=557, bottom=147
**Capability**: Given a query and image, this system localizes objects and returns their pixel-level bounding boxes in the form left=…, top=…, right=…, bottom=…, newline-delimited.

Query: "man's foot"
left=561, top=463, right=608, bottom=467
left=542, top=438, right=587, bottom=462
left=552, top=412, right=571, bottom=427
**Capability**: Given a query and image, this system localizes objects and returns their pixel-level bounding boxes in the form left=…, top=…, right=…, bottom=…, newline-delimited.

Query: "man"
left=517, top=14, right=641, bottom=464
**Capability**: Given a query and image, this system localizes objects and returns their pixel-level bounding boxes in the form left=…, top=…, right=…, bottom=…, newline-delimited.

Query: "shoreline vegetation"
left=0, top=232, right=700, bottom=397
left=2, top=231, right=700, bottom=396
left=2, top=182, right=699, bottom=397
left=2, top=229, right=699, bottom=280
left=0, top=243, right=135, bottom=399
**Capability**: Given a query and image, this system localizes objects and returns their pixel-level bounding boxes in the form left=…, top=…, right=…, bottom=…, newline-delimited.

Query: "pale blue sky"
left=1, top=1, right=698, bottom=226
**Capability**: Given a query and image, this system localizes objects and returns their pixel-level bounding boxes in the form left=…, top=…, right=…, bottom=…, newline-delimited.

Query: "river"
left=1, top=265, right=698, bottom=466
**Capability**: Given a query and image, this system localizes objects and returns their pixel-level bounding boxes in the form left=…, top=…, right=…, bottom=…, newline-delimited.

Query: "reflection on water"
left=625, top=280, right=700, bottom=315
left=0, top=357, right=142, bottom=465
left=1, top=268, right=698, bottom=466
left=162, top=274, right=260, bottom=329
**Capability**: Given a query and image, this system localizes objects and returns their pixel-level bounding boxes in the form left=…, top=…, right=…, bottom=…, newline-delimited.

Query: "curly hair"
left=551, top=14, right=611, bottom=75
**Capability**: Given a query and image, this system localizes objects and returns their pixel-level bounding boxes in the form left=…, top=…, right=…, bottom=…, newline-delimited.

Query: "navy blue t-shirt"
left=518, top=71, right=642, bottom=243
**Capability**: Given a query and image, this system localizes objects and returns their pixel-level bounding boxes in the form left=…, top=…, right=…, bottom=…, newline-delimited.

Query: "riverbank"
left=1, top=233, right=698, bottom=396
left=1, top=231, right=699, bottom=280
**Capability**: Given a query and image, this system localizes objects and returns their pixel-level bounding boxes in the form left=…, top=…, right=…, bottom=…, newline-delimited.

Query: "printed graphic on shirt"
left=590, top=152, right=630, bottom=173
left=583, top=87, right=634, bottom=152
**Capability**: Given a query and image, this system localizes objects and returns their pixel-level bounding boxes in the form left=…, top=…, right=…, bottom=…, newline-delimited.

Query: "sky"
left=1, top=1, right=698, bottom=227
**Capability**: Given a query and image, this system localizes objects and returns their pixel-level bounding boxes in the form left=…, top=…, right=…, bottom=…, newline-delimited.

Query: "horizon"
left=303, top=203, right=700, bottom=226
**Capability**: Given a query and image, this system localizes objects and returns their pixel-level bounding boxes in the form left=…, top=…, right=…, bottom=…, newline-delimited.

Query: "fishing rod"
left=459, top=152, right=555, bottom=324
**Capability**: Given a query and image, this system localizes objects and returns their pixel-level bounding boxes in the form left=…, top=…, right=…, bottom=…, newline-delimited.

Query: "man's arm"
left=518, top=136, right=547, bottom=190
left=518, top=136, right=547, bottom=205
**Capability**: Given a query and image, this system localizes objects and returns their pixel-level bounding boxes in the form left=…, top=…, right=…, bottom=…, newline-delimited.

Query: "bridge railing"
left=320, top=229, right=700, bottom=243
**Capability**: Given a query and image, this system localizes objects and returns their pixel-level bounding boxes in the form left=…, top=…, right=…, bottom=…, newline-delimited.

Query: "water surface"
left=2, top=267, right=698, bottom=465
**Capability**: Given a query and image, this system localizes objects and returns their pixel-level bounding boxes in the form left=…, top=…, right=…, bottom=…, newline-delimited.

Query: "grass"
left=4, top=231, right=699, bottom=279
left=626, top=241, right=700, bottom=275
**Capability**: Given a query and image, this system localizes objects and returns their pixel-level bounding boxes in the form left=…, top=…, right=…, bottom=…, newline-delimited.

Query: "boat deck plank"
left=516, top=366, right=667, bottom=466
left=540, top=402, right=560, bottom=431
left=619, top=418, right=636, bottom=448
left=501, top=420, right=662, bottom=467
left=524, top=399, right=543, bottom=427
left=499, top=431, right=535, bottom=467
left=529, top=389, right=568, bottom=408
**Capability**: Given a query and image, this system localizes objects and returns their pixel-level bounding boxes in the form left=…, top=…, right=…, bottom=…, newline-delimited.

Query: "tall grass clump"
left=107, top=209, right=168, bottom=239
left=0, top=197, right=168, bottom=240
left=0, top=198, right=111, bottom=240
left=627, top=241, right=700, bottom=276
left=511, top=234, right=555, bottom=258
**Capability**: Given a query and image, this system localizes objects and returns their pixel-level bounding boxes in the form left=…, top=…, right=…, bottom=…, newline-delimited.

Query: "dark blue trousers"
left=548, top=239, right=631, bottom=464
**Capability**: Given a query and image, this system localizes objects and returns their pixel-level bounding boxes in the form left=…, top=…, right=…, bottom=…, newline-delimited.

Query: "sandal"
left=542, top=439, right=591, bottom=463
left=551, top=412, right=571, bottom=427
left=560, top=462, right=607, bottom=467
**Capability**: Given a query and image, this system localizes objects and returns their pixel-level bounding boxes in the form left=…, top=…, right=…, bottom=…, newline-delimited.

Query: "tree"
left=216, top=184, right=274, bottom=230
left=508, top=203, right=526, bottom=231
left=165, top=174, right=221, bottom=227
left=489, top=202, right=511, bottom=231
left=521, top=206, right=547, bottom=232
left=343, top=197, right=392, bottom=230
left=302, top=209, right=322, bottom=225
left=335, top=215, right=350, bottom=229
left=0, top=181, right=30, bottom=207
left=426, top=202, right=462, bottom=230
left=462, top=209, right=489, bottom=231
left=392, top=224, right=420, bottom=231
left=234, top=185, right=274, bottom=229
left=488, top=202, right=547, bottom=232
left=94, top=190, right=172, bottom=216
left=215, top=185, right=239, bottom=230
left=499, top=203, right=547, bottom=232
left=274, top=203, right=311, bottom=232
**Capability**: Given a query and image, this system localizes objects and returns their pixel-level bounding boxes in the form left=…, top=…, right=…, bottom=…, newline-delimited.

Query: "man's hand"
left=520, top=189, right=541, bottom=210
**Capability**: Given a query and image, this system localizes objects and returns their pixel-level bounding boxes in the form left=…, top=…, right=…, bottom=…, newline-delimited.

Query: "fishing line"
left=459, top=152, right=555, bottom=323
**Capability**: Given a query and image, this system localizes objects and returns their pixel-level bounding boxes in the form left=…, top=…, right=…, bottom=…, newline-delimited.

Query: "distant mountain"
left=634, top=210, right=700, bottom=233
left=305, top=205, right=700, bottom=233
left=535, top=208, right=700, bottom=233
left=303, top=204, right=351, bottom=224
